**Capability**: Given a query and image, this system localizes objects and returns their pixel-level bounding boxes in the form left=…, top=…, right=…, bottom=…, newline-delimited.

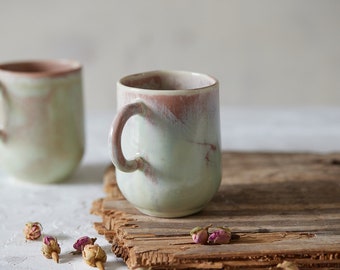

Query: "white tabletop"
left=1, top=107, right=340, bottom=270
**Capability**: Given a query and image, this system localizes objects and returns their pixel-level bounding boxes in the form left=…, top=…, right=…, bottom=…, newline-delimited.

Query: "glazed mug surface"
left=0, top=60, right=84, bottom=183
left=109, top=70, right=221, bottom=217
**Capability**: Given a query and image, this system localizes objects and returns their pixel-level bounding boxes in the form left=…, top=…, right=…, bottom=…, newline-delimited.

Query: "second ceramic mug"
left=109, top=70, right=221, bottom=217
left=0, top=59, right=84, bottom=183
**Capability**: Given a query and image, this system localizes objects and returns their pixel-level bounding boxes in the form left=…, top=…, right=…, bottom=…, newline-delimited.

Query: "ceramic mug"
left=0, top=60, right=84, bottom=183
left=109, top=70, right=221, bottom=217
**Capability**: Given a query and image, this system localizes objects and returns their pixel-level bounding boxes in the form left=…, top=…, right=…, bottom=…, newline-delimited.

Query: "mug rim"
left=0, top=59, right=81, bottom=78
left=118, top=70, right=218, bottom=93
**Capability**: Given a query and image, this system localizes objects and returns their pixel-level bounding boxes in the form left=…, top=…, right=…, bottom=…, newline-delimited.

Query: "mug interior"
left=0, top=60, right=81, bottom=77
left=120, top=70, right=217, bottom=91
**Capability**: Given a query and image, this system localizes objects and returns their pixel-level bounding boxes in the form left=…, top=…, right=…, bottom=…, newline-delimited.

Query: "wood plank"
left=91, top=152, right=340, bottom=269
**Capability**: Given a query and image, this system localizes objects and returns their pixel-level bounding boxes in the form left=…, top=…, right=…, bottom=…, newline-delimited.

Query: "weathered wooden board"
left=92, top=152, right=340, bottom=269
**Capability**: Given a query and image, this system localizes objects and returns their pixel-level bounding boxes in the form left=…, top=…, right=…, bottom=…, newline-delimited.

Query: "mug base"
left=136, top=206, right=203, bottom=218
left=9, top=172, right=72, bottom=185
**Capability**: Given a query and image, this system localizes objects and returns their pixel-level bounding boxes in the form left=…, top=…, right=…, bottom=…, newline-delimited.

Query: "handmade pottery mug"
left=109, top=70, right=221, bottom=217
left=0, top=60, right=84, bottom=183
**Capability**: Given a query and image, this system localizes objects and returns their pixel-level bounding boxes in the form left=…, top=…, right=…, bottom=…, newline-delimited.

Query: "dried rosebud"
left=190, top=224, right=212, bottom=244
left=24, top=222, right=42, bottom=240
left=82, top=244, right=107, bottom=270
left=207, top=227, right=232, bottom=244
left=42, top=235, right=61, bottom=263
left=277, top=260, right=299, bottom=270
left=73, top=236, right=97, bottom=254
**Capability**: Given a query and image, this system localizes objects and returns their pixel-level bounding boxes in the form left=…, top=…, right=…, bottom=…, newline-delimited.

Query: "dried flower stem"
left=95, top=261, right=105, bottom=270
left=51, top=251, right=59, bottom=263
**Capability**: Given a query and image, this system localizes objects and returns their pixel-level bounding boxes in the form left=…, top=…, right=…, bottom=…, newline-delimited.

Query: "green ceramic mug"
left=109, top=70, right=222, bottom=217
left=0, top=60, right=84, bottom=183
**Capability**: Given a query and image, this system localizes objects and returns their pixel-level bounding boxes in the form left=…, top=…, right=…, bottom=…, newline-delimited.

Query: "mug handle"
left=0, top=81, right=7, bottom=141
left=109, top=102, right=146, bottom=172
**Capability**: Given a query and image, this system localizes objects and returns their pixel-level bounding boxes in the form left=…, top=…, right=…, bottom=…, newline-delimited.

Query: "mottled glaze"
left=109, top=70, right=221, bottom=217
left=0, top=60, right=84, bottom=183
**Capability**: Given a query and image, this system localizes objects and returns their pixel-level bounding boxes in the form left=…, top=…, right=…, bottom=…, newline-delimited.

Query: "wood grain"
left=92, top=152, right=340, bottom=269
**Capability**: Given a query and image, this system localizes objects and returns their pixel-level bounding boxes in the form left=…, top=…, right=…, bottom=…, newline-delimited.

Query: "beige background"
left=0, top=0, right=339, bottom=111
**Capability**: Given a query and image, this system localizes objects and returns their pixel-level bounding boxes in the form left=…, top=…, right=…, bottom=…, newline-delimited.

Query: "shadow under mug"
left=109, top=70, right=221, bottom=218
left=0, top=60, right=85, bottom=183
